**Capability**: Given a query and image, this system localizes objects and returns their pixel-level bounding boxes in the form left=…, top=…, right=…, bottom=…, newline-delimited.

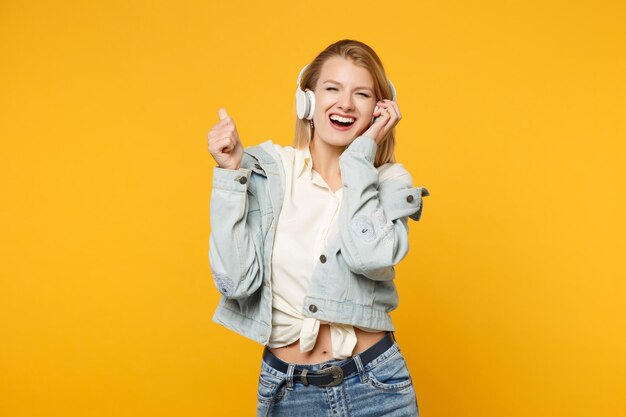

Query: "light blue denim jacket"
left=208, top=135, right=430, bottom=345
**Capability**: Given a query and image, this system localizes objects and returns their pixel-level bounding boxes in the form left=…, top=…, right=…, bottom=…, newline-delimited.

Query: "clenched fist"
left=207, top=108, right=244, bottom=170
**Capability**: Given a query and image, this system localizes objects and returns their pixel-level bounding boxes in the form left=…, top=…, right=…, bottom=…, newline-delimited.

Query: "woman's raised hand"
left=361, top=99, right=402, bottom=145
left=207, top=108, right=244, bottom=170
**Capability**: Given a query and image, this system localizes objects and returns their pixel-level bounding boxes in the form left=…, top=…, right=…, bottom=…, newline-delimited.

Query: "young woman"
left=207, top=39, right=429, bottom=417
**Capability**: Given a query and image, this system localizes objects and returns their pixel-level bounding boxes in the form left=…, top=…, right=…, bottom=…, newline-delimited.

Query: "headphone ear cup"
left=305, top=90, right=315, bottom=120
left=296, top=88, right=308, bottom=119
left=371, top=104, right=380, bottom=125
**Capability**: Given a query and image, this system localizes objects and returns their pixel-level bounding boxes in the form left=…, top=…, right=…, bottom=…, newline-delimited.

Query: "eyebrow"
left=323, top=79, right=374, bottom=93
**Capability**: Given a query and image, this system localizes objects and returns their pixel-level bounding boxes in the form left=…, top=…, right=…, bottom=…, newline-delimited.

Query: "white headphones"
left=295, top=63, right=396, bottom=125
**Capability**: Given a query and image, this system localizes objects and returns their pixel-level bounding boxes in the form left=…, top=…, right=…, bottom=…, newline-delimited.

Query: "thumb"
left=217, top=108, right=229, bottom=121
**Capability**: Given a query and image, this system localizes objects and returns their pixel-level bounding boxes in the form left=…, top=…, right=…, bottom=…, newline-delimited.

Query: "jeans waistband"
left=262, top=331, right=396, bottom=387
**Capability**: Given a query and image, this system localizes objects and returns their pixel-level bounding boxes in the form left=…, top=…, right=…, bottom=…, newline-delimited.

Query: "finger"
left=385, top=107, right=398, bottom=128
left=379, top=102, right=398, bottom=127
left=209, top=124, right=235, bottom=139
left=209, top=134, right=230, bottom=148
left=218, top=108, right=229, bottom=121
left=210, top=136, right=236, bottom=154
left=384, top=103, right=398, bottom=121
left=377, top=107, right=394, bottom=134
left=213, top=136, right=234, bottom=154
left=381, top=106, right=392, bottom=122
left=384, top=99, right=401, bottom=119
left=375, top=107, right=391, bottom=126
left=215, top=114, right=234, bottom=130
left=208, top=136, right=228, bottom=153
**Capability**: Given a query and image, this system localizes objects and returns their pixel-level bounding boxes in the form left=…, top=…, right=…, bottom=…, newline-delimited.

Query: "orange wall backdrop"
left=1, top=1, right=624, bottom=416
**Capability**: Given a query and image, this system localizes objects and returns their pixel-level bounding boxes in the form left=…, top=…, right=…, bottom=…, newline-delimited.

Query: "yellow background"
left=1, top=1, right=624, bottom=416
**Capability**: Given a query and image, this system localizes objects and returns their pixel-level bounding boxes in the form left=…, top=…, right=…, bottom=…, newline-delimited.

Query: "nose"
left=337, top=92, right=354, bottom=112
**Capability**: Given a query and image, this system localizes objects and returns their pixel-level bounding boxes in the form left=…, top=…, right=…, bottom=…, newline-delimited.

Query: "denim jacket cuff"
left=343, top=135, right=377, bottom=163
left=212, top=166, right=252, bottom=192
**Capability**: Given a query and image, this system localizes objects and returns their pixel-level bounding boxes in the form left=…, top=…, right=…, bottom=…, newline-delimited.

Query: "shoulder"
left=272, top=143, right=295, bottom=158
left=377, top=162, right=414, bottom=188
left=272, top=143, right=302, bottom=170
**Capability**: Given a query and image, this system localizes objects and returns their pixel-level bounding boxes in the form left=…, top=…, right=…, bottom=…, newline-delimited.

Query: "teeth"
left=330, top=114, right=355, bottom=123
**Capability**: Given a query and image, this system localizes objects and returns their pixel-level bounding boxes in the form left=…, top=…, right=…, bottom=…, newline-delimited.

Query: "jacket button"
left=254, top=163, right=262, bottom=170
left=406, top=195, right=414, bottom=203
left=237, top=176, right=247, bottom=184
left=309, top=304, right=318, bottom=313
left=319, top=254, right=327, bottom=263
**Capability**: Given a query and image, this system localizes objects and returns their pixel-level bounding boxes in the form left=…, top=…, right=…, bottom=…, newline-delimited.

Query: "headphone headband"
left=297, top=64, right=309, bottom=88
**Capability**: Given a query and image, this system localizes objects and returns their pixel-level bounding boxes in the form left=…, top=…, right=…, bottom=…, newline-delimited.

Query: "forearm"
left=338, top=136, right=411, bottom=280
left=208, top=166, right=264, bottom=298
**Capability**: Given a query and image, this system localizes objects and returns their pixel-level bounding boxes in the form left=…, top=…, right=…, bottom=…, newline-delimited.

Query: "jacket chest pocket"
left=306, top=247, right=350, bottom=302
left=309, top=243, right=375, bottom=304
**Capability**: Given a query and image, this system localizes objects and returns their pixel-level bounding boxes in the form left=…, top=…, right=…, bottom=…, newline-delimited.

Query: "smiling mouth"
left=329, top=115, right=356, bottom=128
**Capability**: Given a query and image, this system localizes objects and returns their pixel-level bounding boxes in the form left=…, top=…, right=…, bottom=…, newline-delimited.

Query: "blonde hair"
left=293, top=39, right=397, bottom=167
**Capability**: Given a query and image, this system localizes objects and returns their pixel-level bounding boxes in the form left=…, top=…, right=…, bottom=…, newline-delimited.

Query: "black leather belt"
left=262, top=332, right=395, bottom=388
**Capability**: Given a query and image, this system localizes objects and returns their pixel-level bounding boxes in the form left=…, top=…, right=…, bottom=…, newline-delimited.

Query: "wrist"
left=218, top=163, right=241, bottom=170
left=343, top=135, right=378, bottom=163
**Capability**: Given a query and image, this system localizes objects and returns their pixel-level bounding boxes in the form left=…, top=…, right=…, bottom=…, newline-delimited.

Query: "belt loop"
left=286, top=363, right=296, bottom=390
left=353, top=353, right=368, bottom=384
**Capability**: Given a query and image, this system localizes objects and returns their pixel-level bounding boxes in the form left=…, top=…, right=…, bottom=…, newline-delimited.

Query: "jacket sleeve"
left=208, top=166, right=264, bottom=299
left=338, top=135, right=429, bottom=281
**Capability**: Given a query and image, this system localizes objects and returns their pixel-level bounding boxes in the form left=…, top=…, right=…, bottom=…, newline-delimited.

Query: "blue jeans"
left=257, top=338, right=420, bottom=417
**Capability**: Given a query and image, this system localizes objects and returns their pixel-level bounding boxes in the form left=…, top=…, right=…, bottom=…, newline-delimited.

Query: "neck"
left=308, top=135, right=346, bottom=180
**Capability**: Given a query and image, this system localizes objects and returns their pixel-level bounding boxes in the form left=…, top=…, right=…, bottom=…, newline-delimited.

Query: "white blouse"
left=267, top=142, right=413, bottom=359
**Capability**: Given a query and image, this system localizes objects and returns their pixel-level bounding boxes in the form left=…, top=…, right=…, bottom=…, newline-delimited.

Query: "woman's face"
left=310, top=57, right=377, bottom=148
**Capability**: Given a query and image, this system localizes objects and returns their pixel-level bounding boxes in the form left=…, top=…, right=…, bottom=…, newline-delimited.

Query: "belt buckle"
left=317, top=365, right=344, bottom=387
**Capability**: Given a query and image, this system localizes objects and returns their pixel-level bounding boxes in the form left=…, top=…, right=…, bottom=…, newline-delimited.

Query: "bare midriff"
left=267, top=324, right=387, bottom=364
